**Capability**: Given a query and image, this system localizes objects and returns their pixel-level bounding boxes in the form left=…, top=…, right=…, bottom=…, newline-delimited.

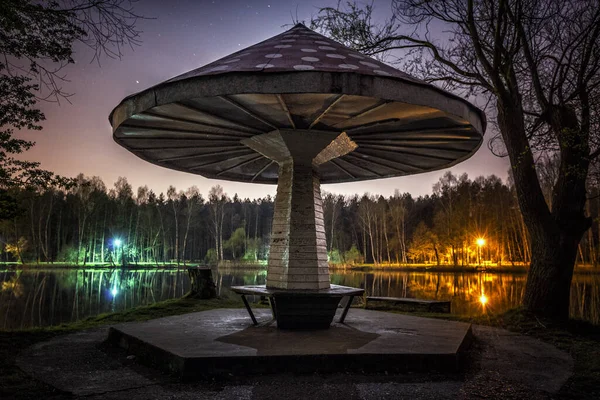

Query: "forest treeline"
left=1, top=168, right=599, bottom=267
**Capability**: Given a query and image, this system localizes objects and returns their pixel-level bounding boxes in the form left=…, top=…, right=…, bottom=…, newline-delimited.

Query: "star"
left=136, top=80, right=139, bottom=84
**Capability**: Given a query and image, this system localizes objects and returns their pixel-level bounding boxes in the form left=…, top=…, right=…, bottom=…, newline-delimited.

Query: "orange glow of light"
left=476, top=238, right=485, bottom=247
left=479, top=294, right=488, bottom=305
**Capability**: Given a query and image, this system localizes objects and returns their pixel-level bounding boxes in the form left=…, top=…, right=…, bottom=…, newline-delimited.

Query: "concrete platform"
left=107, top=308, right=473, bottom=379
left=16, top=315, right=574, bottom=398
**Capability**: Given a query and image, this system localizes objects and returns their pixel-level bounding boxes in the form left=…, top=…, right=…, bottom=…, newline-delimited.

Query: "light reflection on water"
left=0, top=268, right=598, bottom=329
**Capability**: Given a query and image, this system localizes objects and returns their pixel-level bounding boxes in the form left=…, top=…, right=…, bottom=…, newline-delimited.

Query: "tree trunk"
left=187, top=267, right=216, bottom=299
left=91, top=218, right=97, bottom=264
left=101, top=209, right=106, bottom=264
left=182, top=204, right=193, bottom=266
left=219, top=210, right=225, bottom=261
left=598, top=195, right=600, bottom=267
left=586, top=199, right=595, bottom=266
left=329, top=201, right=337, bottom=253
left=56, top=208, right=62, bottom=260
left=498, top=100, right=590, bottom=320
left=368, top=226, right=376, bottom=265
left=29, top=199, right=38, bottom=263
left=383, top=212, right=391, bottom=264
left=523, top=231, right=579, bottom=319
left=254, top=206, right=259, bottom=261
left=156, top=205, right=167, bottom=264
left=172, top=202, right=179, bottom=265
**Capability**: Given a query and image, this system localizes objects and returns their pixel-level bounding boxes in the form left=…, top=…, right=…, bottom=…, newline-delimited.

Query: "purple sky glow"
left=17, top=0, right=509, bottom=199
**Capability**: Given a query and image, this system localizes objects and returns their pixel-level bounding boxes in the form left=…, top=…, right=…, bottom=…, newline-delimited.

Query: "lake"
left=1, top=267, right=599, bottom=329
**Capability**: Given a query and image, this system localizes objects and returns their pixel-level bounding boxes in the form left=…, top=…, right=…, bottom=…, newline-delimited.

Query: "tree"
left=182, top=186, right=202, bottom=265
left=343, top=245, right=363, bottom=265
left=0, top=170, right=552, bottom=268
left=389, top=190, right=408, bottom=264
left=432, top=172, right=462, bottom=266
left=358, top=194, right=377, bottom=264
left=5, top=236, right=27, bottom=262
left=70, top=174, right=105, bottom=264
left=312, top=0, right=600, bottom=320
left=208, top=185, right=228, bottom=261
left=167, top=186, right=180, bottom=264
left=409, top=221, right=439, bottom=264
left=0, top=0, right=142, bottom=193
left=0, top=189, right=20, bottom=220
left=224, top=227, right=246, bottom=259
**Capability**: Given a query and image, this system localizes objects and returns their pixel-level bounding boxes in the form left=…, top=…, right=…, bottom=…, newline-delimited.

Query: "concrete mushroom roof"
left=110, top=24, right=486, bottom=184
left=163, top=23, right=423, bottom=82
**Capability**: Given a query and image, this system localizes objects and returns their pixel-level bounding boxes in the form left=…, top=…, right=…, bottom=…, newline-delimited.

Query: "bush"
left=204, top=248, right=218, bottom=265
left=343, top=245, right=363, bottom=265
left=327, top=249, right=342, bottom=264
left=56, top=245, right=84, bottom=264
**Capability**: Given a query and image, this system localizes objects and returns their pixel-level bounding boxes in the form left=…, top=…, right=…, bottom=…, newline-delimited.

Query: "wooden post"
left=187, top=267, right=217, bottom=299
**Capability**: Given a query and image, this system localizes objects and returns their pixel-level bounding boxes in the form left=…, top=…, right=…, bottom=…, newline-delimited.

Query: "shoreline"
left=2, top=262, right=600, bottom=275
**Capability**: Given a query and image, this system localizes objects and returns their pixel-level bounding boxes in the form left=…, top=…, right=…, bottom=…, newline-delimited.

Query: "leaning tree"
left=312, top=0, right=600, bottom=320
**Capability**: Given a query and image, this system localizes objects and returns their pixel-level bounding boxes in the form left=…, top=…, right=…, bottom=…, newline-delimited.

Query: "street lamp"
left=476, top=237, right=485, bottom=266
left=479, top=293, right=488, bottom=306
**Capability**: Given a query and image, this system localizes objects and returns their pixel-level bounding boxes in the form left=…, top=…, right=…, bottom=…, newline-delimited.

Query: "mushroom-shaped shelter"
left=110, top=24, right=485, bottom=326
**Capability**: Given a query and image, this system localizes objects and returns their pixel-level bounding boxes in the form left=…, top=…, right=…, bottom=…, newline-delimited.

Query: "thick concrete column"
left=268, top=160, right=328, bottom=289
left=242, top=129, right=357, bottom=290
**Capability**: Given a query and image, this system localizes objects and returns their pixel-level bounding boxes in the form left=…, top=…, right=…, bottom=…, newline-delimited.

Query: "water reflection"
left=0, top=268, right=598, bottom=329
left=0, top=268, right=192, bottom=330
left=330, top=271, right=600, bottom=323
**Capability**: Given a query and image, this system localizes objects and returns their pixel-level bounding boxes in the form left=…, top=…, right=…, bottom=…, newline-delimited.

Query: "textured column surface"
left=268, top=160, right=329, bottom=289
left=242, top=129, right=357, bottom=290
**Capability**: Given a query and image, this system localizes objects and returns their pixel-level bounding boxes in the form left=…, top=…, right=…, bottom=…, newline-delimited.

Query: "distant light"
left=479, top=294, right=488, bottom=305
left=113, top=239, right=122, bottom=247
left=476, top=238, right=485, bottom=247
left=111, top=287, right=118, bottom=297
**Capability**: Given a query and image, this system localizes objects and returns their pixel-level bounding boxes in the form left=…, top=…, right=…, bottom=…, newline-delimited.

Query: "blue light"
left=111, top=287, right=118, bottom=297
left=113, top=239, right=122, bottom=247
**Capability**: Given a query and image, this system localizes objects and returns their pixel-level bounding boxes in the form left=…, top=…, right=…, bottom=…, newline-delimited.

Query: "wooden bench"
left=366, top=296, right=451, bottom=313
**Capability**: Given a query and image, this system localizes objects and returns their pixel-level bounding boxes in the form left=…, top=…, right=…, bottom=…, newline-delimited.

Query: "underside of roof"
left=110, top=25, right=485, bottom=184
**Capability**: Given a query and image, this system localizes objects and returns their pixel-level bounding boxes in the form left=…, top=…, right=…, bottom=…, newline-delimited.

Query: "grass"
left=2, top=296, right=599, bottom=399
left=45, top=296, right=246, bottom=331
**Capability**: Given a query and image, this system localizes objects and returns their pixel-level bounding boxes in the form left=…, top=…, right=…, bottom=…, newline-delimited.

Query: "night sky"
left=18, top=0, right=509, bottom=199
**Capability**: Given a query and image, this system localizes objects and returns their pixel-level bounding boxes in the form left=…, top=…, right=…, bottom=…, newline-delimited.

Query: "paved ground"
left=105, top=309, right=472, bottom=377
left=15, top=311, right=573, bottom=400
